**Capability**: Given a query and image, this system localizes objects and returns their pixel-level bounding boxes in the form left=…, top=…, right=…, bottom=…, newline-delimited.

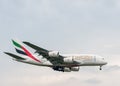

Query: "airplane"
left=4, top=39, right=107, bottom=72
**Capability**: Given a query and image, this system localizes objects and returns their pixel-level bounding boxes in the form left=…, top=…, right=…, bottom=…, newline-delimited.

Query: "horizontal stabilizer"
left=4, top=52, right=26, bottom=60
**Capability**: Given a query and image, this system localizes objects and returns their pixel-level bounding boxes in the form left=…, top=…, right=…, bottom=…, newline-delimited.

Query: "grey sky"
left=0, top=0, right=120, bottom=86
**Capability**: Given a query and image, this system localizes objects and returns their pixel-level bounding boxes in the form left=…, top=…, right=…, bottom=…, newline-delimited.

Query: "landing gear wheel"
left=100, top=66, right=102, bottom=70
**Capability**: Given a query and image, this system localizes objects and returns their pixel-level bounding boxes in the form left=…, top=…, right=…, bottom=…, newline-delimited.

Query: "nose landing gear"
left=99, top=66, right=102, bottom=70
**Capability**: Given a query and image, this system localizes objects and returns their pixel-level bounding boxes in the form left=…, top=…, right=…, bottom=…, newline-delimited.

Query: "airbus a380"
left=4, top=40, right=107, bottom=72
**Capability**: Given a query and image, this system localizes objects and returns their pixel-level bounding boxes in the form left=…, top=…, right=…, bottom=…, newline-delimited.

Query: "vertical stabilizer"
left=12, top=39, right=41, bottom=62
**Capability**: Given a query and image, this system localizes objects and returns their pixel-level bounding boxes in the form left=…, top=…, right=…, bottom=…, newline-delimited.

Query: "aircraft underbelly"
left=80, top=62, right=104, bottom=66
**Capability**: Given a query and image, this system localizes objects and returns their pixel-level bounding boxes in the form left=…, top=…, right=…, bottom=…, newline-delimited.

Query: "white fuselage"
left=16, top=54, right=107, bottom=67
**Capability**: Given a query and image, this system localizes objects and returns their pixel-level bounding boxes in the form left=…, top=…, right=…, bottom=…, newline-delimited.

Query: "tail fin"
left=12, top=39, right=41, bottom=62
left=12, top=39, right=28, bottom=56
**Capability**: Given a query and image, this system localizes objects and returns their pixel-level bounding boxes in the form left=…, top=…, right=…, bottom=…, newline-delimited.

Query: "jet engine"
left=52, top=66, right=80, bottom=72
left=63, top=67, right=71, bottom=72
left=48, top=51, right=59, bottom=57
left=64, top=57, right=74, bottom=63
left=71, top=67, right=79, bottom=71
left=52, top=66, right=71, bottom=72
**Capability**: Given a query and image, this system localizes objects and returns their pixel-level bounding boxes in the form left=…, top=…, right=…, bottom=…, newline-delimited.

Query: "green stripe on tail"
left=12, top=40, right=22, bottom=48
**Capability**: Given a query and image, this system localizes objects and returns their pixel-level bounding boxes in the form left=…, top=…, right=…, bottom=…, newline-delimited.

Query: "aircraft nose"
left=103, top=61, right=107, bottom=65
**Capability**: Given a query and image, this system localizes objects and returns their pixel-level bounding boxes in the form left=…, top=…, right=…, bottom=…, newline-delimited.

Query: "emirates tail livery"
left=4, top=39, right=107, bottom=72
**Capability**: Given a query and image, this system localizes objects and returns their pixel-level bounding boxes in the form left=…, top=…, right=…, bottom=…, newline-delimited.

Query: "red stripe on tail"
left=22, top=47, right=40, bottom=62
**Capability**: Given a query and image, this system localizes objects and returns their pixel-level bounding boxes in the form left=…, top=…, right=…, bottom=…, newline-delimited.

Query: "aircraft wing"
left=4, top=52, right=26, bottom=60
left=23, top=41, right=64, bottom=65
left=23, top=41, right=49, bottom=57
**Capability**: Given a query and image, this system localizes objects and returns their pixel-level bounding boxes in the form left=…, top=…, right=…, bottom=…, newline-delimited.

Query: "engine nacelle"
left=64, top=57, right=74, bottom=63
left=71, top=67, right=79, bottom=71
left=64, top=67, right=71, bottom=72
left=53, top=66, right=71, bottom=72
left=52, top=66, right=79, bottom=72
left=48, top=51, right=59, bottom=57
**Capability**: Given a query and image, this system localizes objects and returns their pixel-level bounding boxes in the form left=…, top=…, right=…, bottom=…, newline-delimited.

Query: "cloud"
left=104, top=65, right=120, bottom=71
left=1, top=65, right=120, bottom=86
left=84, top=78, right=101, bottom=84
